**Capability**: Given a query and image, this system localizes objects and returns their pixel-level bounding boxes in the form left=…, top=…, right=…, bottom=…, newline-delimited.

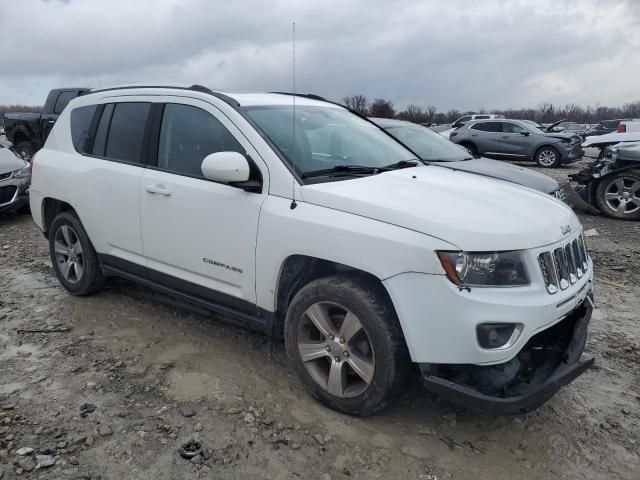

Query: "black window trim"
left=72, top=101, right=153, bottom=168
left=145, top=102, right=263, bottom=191
left=469, top=121, right=503, bottom=132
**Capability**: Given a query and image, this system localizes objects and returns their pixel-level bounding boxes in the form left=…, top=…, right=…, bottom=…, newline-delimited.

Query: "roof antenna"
left=290, top=21, right=298, bottom=210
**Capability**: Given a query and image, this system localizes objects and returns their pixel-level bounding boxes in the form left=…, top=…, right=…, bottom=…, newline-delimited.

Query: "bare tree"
left=342, top=95, right=369, bottom=116
left=369, top=98, right=395, bottom=118
left=397, top=104, right=426, bottom=123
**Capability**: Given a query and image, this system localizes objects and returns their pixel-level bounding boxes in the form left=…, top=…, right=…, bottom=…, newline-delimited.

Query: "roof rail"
left=269, top=92, right=329, bottom=102
left=85, top=84, right=240, bottom=108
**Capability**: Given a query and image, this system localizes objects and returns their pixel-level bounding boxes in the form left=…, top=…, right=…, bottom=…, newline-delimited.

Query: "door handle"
left=502, top=135, right=509, bottom=139
left=47, top=120, right=55, bottom=124
left=471, top=134, right=478, bottom=137
left=145, top=184, right=172, bottom=196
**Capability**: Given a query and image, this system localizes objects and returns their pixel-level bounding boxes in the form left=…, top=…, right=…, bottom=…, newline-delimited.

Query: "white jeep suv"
left=29, top=85, right=594, bottom=415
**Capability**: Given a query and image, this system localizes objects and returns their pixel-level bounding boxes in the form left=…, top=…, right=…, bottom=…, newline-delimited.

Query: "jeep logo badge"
left=561, top=225, right=571, bottom=235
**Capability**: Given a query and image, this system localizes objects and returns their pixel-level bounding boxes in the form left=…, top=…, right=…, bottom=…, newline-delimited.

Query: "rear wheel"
left=49, top=211, right=106, bottom=295
left=284, top=275, right=409, bottom=415
left=595, top=170, right=640, bottom=220
left=15, top=141, right=36, bottom=162
left=535, top=146, right=561, bottom=168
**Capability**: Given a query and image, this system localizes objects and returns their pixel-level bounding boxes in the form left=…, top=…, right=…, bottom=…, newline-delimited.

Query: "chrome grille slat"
left=538, top=233, right=589, bottom=294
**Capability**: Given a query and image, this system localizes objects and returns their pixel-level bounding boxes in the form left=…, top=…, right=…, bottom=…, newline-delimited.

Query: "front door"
left=139, top=98, right=267, bottom=313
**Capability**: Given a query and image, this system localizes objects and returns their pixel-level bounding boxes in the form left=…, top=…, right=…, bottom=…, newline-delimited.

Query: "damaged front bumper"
left=419, top=293, right=594, bottom=414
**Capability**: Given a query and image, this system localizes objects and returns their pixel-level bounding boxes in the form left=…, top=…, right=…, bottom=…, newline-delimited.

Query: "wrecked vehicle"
left=0, top=138, right=30, bottom=214
left=569, top=141, right=640, bottom=220
left=29, top=85, right=594, bottom=415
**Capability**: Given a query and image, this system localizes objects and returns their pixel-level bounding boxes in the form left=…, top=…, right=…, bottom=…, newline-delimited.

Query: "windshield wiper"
left=301, top=165, right=380, bottom=179
left=302, top=160, right=420, bottom=179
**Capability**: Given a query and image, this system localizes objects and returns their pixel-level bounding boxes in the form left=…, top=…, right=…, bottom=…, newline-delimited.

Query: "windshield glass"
left=385, top=125, right=470, bottom=162
left=243, top=106, right=417, bottom=176
left=521, top=121, right=545, bottom=134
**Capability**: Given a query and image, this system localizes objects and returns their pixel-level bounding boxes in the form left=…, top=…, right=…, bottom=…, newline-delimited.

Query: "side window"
left=502, top=122, right=526, bottom=134
left=54, top=91, right=79, bottom=114
left=475, top=115, right=490, bottom=119
left=70, top=105, right=97, bottom=153
left=471, top=122, right=502, bottom=132
left=157, top=103, right=244, bottom=178
left=104, top=103, right=151, bottom=163
left=92, top=104, right=114, bottom=157
left=456, top=116, right=472, bottom=125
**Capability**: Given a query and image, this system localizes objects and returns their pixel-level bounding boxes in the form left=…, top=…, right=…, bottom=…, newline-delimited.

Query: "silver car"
left=0, top=139, right=30, bottom=214
left=449, top=119, right=584, bottom=168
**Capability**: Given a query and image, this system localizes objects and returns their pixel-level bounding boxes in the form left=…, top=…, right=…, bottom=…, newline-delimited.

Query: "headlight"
left=437, top=251, right=530, bottom=287
left=11, top=165, right=30, bottom=179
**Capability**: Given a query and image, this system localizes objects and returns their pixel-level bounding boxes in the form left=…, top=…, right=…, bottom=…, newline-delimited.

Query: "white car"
left=29, top=85, right=594, bottom=415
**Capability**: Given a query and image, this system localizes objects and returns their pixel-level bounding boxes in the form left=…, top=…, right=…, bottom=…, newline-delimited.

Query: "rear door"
left=468, top=121, right=503, bottom=154
left=71, top=98, right=152, bottom=269
left=139, top=97, right=268, bottom=312
left=498, top=122, right=530, bottom=157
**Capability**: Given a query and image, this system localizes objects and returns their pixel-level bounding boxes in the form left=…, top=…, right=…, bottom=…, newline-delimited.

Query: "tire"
left=15, top=141, right=36, bottom=162
left=534, top=146, right=561, bottom=168
left=284, top=274, right=409, bottom=415
left=49, top=211, right=106, bottom=295
left=595, top=170, right=640, bottom=220
left=459, top=142, right=477, bottom=156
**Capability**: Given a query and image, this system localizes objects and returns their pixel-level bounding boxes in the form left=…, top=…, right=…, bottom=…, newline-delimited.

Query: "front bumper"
left=560, top=144, right=584, bottom=164
left=419, top=293, right=593, bottom=414
left=0, top=176, right=29, bottom=213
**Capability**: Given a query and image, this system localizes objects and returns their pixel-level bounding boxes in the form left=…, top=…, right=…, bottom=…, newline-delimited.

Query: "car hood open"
left=301, top=166, right=580, bottom=252
left=435, top=157, right=559, bottom=194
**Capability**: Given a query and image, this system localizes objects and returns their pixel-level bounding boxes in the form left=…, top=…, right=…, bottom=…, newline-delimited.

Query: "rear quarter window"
left=70, top=105, right=98, bottom=154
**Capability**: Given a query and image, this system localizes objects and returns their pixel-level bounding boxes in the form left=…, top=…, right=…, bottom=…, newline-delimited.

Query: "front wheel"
left=535, top=146, right=561, bottom=168
left=595, top=170, right=640, bottom=220
left=284, top=275, right=409, bottom=415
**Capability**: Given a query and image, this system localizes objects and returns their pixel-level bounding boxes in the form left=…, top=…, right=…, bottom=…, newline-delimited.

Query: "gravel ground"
left=0, top=158, right=639, bottom=479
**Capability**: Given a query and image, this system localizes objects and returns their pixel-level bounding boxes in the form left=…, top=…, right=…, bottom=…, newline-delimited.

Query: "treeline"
left=0, top=105, right=42, bottom=124
left=343, top=95, right=640, bottom=125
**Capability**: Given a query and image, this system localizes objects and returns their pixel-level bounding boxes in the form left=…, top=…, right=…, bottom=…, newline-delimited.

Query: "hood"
left=583, top=131, right=640, bottom=147
left=301, top=166, right=580, bottom=252
left=436, top=157, right=559, bottom=194
left=545, top=119, right=566, bottom=132
left=543, top=132, right=580, bottom=141
left=0, top=146, right=25, bottom=175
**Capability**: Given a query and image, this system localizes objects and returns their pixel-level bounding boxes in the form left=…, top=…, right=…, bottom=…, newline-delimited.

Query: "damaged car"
left=568, top=141, right=640, bottom=220
left=30, top=85, right=594, bottom=415
left=0, top=139, right=30, bottom=215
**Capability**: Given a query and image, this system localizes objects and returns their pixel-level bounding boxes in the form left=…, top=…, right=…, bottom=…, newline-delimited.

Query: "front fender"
left=255, top=195, right=456, bottom=312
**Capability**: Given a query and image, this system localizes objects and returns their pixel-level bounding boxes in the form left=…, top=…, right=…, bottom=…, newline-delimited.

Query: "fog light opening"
left=477, top=323, right=522, bottom=349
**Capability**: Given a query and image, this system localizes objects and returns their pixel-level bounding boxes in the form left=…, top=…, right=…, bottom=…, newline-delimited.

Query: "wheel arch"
left=41, top=197, right=77, bottom=238
left=271, top=255, right=396, bottom=337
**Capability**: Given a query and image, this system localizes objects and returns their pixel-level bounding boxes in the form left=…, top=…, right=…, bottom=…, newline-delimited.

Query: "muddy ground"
left=0, top=158, right=639, bottom=480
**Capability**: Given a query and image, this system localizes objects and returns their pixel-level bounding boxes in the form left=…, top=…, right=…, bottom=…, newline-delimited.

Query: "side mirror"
left=201, top=151, right=250, bottom=184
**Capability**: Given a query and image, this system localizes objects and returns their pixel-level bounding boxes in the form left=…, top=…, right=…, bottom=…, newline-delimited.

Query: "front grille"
left=0, top=185, right=18, bottom=205
left=538, top=234, right=589, bottom=294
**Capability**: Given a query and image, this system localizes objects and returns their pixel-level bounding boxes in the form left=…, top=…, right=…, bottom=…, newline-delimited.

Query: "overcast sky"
left=0, top=0, right=639, bottom=111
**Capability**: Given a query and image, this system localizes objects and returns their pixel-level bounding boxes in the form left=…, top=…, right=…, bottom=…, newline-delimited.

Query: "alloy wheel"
left=54, top=225, right=84, bottom=283
left=297, top=301, right=375, bottom=398
left=538, top=149, right=557, bottom=167
left=604, top=177, right=640, bottom=215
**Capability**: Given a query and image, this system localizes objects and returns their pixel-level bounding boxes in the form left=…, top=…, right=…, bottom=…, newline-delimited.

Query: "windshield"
left=520, top=121, right=545, bottom=134
left=385, top=125, right=470, bottom=162
left=243, top=106, right=417, bottom=177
